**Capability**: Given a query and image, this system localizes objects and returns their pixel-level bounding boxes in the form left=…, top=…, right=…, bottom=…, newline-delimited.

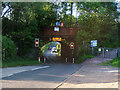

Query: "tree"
left=2, top=35, right=16, bottom=59
left=2, top=2, right=58, bottom=56
left=76, top=2, right=119, bottom=56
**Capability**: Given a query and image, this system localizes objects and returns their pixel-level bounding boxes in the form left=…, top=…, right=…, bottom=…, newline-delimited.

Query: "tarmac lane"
left=2, top=63, right=82, bottom=88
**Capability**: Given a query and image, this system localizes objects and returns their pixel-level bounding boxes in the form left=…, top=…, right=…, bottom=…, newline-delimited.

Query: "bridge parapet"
left=40, top=27, right=79, bottom=38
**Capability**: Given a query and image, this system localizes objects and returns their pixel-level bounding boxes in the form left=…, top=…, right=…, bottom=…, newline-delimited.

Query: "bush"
left=77, top=54, right=94, bottom=64
left=2, top=36, right=17, bottom=59
left=2, top=56, right=42, bottom=68
left=100, top=57, right=120, bottom=67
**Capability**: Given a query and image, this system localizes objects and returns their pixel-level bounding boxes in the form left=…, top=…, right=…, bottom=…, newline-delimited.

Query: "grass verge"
left=76, top=54, right=94, bottom=64
left=2, top=57, right=42, bottom=68
left=41, top=42, right=54, bottom=55
left=100, top=57, right=120, bottom=67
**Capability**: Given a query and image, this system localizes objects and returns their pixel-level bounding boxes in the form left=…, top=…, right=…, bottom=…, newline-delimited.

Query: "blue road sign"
left=91, top=40, right=97, bottom=47
left=56, top=22, right=60, bottom=26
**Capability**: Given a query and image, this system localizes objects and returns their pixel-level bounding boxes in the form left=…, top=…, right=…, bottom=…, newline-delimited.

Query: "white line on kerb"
left=2, top=66, right=50, bottom=78
left=31, top=66, right=50, bottom=70
left=7, top=74, right=14, bottom=77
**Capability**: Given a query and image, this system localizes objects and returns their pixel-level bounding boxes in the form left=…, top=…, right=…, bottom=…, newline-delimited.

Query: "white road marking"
left=2, top=66, right=50, bottom=78
left=31, top=66, right=50, bottom=70
left=21, top=70, right=27, bottom=72
left=7, top=74, right=14, bottom=77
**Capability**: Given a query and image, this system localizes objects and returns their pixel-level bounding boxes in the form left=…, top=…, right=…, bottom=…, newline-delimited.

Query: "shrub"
left=100, top=57, right=120, bottom=67
left=2, top=36, right=16, bottom=59
left=77, top=54, right=94, bottom=64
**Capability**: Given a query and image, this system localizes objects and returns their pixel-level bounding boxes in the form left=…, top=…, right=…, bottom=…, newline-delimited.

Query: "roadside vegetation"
left=75, top=3, right=119, bottom=63
left=2, top=57, right=42, bottom=68
left=77, top=54, right=94, bottom=64
left=2, top=35, right=43, bottom=68
left=2, top=35, right=17, bottom=60
left=100, top=57, right=120, bottom=67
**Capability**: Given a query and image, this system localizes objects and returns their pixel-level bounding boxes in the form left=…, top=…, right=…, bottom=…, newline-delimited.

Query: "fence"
left=117, top=47, right=120, bottom=57
left=94, top=47, right=118, bottom=59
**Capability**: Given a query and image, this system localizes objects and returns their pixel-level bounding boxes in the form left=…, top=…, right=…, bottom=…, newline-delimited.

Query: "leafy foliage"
left=2, top=2, right=58, bottom=56
left=76, top=2, right=119, bottom=57
left=2, top=2, right=119, bottom=59
left=2, top=36, right=16, bottom=59
left=77, top=54, right=94, bottom=64
left=2, top=56, right=42, bottom=68
left=100, top=57, right=120, bottom=67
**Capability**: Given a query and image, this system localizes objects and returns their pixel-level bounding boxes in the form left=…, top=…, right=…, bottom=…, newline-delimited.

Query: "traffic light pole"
left=70, top=42, right=75, bottom=63
left=72, top=49, right=74, bottom=63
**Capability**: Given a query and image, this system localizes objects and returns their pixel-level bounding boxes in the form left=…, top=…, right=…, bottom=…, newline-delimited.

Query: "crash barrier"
left=94, top=47, right=118, bottom=59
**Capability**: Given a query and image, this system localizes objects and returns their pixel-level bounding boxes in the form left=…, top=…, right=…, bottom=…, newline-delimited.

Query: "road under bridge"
left=39, top=27, right=80, bottom=62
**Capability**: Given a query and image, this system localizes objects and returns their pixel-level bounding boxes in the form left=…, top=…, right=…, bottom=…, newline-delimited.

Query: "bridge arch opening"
left=39, top=27, right=79, bottom=63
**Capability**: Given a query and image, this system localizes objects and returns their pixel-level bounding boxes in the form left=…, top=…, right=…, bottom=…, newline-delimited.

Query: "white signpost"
left=91, top=40, right=97, bottom=55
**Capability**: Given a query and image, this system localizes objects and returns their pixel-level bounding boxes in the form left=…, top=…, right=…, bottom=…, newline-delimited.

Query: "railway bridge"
left=39, top=27, right=80, bottom=62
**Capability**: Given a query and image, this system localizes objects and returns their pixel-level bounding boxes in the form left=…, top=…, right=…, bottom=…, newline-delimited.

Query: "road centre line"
left=31, top=66, right=50, bottom=70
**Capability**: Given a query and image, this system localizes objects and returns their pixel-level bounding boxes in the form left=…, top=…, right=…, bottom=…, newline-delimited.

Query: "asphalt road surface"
left=43, top=42, right=61, bottom=63
left=44, top=42, right=59, bottom=57
left=2, top=63, right=82, bottom=88
left=2, top=42, right=82, bottom=88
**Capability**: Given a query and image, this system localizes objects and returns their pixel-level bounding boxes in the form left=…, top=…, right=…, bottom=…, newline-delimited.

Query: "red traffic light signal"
left=35, top=38, right=39, bottom=47
left=70, top=42, right=74, bottom=49
left=61, top=23, right=63, bottom=26
left=35, top=40, right=38, bottom=44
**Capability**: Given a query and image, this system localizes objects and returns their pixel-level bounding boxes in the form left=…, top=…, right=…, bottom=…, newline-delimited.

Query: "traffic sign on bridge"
left=53, top=37, right=61, bottom=41
left=56, top=22, right=60, bottom=26
left=54, top=27, right=59, bottom=31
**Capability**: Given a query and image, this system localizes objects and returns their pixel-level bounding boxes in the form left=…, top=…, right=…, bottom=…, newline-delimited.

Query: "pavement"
left=57, top=57, right=119, bottom=88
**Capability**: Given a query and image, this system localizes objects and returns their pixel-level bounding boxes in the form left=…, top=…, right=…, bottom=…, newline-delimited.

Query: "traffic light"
left=70, top=42, right=74, bottom=49
left=35, top=38, right=39, bottom=47
left=61, top=23, right=64, bottom=26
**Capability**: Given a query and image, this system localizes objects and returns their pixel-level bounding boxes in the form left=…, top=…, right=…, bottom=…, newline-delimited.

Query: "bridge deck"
left=39, top=27, right=79, bottom=38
